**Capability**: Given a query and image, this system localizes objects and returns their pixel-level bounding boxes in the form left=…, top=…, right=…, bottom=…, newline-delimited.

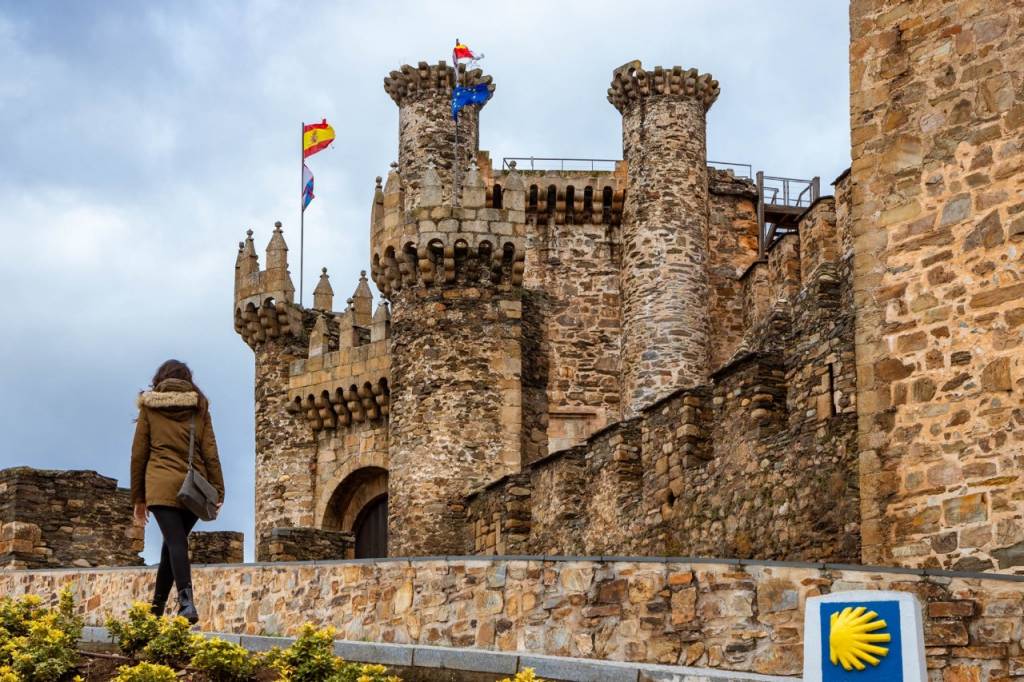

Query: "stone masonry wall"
left=7, top=558, right=1024, bottom=680
left=389, top=288, right=524, bottom=556
left=188, top=531, right=244, bottom=565
left=526, top=211, right=623, bottom=454
left=0, top=468, right=142, bottom=569
left=253, top=339, right=317, bottom=561
left=850, top=0, right=1024, bottom=571
left=469, top=196, right=859, bottom=564
left=708, top=172, right=761, bottom=370
left=261, top=527, right=354, bottom=562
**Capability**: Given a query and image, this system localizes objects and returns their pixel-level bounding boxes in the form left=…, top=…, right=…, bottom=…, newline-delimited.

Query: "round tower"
left=383, top=61, right=493, bottom=206
left=371, top=89, right=527, bottom=553
left=608, top=61, right=720, bottom=415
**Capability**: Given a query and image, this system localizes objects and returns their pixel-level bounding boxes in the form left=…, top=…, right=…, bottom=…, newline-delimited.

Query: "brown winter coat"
left=130, top=378, right=225, bottom=509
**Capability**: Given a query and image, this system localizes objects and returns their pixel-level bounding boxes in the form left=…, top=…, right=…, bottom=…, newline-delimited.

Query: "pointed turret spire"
left=371, top=300, right=391, bottom=342
left=371, top=176, right=384, bottom=228
left=313, top=267, right=334, bottom=311
left=503, top=159, right=526, bottom=211
left=266, top=221, right=288, bottom=271
left=352, top=270, right=373, bottom=326
left=462, top=159, right=485, bottom=208
left=240, top=229, right=259, bottom=276
left=422, top=161, right=443, bottom=207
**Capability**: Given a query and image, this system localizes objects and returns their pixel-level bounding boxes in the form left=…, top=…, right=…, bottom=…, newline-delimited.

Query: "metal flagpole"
left=299, top=121, right=305, bottom=307
left=453, top=60, right=460, bottom=207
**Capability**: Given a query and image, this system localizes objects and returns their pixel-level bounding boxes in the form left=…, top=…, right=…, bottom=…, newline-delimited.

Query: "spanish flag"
left=453, top=39, right=477, bottom=63
left=303, top=119, right=335, bottom=159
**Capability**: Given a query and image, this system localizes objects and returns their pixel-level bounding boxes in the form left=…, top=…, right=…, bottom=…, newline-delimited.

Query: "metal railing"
left=708, top=160, right=753, bottom=179
left=756, top=171, right=821, bottom=257
left=501, top=157, right=619, bottom=172
left=501, top=157, right=752, bottom=178
left=757, top=173, right=820, bottom=209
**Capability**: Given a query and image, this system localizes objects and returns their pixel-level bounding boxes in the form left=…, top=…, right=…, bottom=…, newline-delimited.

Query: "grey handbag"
left=176, top=413, right=220, bottom=521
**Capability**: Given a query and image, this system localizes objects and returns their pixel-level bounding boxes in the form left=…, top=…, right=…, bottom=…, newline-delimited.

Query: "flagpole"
left=299, top=121, right=305, bottom=307
left=453, top=58, right=460, bottom=208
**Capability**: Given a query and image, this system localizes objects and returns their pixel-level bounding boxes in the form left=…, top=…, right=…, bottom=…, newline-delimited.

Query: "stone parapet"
left=607, top=61, right=720, bottom=113
left=188, top=531, right=244, bottom=565
left=261, top=527, right=354, bottom=562
left=383, top=61, right=493, bottom=107
left=0, top=467, right=142, bottom=569
left=6, top=557, right=1024, bottom=680
left=370, top=165, right=528, bottom=299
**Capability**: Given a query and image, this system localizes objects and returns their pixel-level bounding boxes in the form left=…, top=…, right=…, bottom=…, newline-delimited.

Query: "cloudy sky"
left=0, top=1, right=850, bottom=562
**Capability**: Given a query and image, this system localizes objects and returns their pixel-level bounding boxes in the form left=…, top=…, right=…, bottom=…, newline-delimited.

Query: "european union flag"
left=451, top=84, right=492, bottom=120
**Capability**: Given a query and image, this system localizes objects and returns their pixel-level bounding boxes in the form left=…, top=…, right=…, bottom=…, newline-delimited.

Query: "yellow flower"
left=829, top=606, right=892, bottom=671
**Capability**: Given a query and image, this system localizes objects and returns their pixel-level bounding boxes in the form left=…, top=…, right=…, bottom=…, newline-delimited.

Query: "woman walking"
left=131, top=360, right=224, bottom=624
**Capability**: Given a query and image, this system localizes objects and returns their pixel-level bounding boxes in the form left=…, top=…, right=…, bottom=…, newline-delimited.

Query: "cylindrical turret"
left=609, top=61, right=720, bottom=415
left=384, top=61, right=493, bottom=206
left=377, top=156, right=528, bottom=556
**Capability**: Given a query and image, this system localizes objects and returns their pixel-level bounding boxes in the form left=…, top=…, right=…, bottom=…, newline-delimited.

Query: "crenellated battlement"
left=495, top=164, right=628, bottom=227
left=383, top=61, right=494, bottom=107
left=607, top=61, right=719, bottom=113
left=233, top=223, right=305, bottom=348
left=369, top=161, right=527, bottom=298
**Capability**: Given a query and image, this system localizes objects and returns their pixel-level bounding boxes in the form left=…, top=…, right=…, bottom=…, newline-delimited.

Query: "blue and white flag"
left=302, top=163, right=314, bottom=211
left=451, top=83, right=492, bottom=121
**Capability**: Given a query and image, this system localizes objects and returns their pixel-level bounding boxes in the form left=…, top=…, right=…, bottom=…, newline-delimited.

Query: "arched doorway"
left=321, top=466, right=388, bottom=558
left=353, top=494, right=388, bottom=558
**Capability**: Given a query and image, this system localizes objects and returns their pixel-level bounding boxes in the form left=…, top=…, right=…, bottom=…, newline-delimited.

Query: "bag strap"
left=187, top=413, right=196, bottom=470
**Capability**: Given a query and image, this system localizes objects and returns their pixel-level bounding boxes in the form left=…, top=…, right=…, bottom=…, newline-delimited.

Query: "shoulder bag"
left=177, top=413, right=220, bottom=521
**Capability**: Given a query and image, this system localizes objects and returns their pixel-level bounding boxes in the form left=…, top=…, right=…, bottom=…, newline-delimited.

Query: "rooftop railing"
left=500, top=157, right=753, bottom=178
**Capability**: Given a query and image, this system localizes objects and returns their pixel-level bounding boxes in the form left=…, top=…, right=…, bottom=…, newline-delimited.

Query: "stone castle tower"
left=236, top=30, right=1023, bottom=574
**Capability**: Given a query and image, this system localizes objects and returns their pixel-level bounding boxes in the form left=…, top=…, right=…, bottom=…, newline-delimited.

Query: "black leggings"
left=150, top=506, right=198, bottom=597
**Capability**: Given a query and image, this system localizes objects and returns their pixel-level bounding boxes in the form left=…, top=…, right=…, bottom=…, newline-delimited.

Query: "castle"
left=234, top=20, right=1022, bottom=572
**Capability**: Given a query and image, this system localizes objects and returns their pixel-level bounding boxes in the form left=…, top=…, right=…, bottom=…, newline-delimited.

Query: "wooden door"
left=354, top=494, right=388, bottom=558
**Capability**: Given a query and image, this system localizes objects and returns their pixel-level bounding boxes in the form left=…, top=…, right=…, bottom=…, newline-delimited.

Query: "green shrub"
left=111, top=661, right=178, bottom=682
left=141, top=615, right=198, bottom=666
left=2, top=610, right=80, bottom=682
left=269, top=624, right=344, bottom=681
left=107, top=602, right=161, bottom=656
left=0, top=588, right=82, bottom=682
left=0, top=594, right=43, bottom=639
left=337, top=662, right=402, bottom=682
left=190, top=636, right=257, bottom=681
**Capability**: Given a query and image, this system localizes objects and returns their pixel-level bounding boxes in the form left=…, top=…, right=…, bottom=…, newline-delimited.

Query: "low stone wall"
left=189, top=531, right=244, bottom=564
left=4, top=557, right=1023, bottom=679
left=0, top=467, right=143, bottom=569
left=262, top=527, right=353, bottom=561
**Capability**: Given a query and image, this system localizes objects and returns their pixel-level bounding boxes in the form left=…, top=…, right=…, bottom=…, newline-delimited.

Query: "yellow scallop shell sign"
left=829, top=606, right=892, bottom=671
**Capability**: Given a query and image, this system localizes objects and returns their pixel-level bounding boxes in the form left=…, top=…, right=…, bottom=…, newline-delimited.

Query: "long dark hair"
left=150, top=359, right=208, bottom=408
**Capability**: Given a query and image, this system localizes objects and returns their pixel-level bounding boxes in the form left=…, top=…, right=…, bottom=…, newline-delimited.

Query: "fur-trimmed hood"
left=137, top=378, right=199, bottom=410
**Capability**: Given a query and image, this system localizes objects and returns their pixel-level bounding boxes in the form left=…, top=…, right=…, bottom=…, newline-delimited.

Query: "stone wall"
left=469, top=195, right=859, bottom=564
left=0, top=468, right=142, bottom=569
left=188, top=531, right=244, bottom=565
left=389, top=288, right=524, bottom=556
left=708, top=172, right=761, bottom=370
left=261, top=527, right=354, bottom=562
left=850, top=0, right=1024, bottom=570
left=6, top=557, right=1024, bottom=680
left=522, top=186, right=624, bottom=455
